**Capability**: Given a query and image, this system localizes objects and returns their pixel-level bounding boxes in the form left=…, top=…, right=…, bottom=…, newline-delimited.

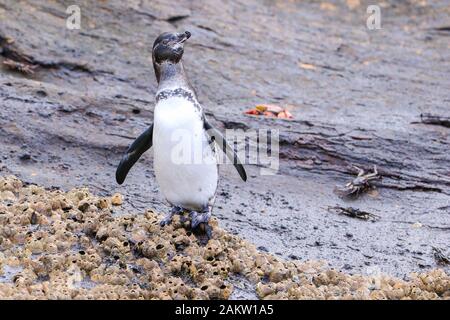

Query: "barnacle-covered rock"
left=77, top=200, right=91, bottom=213
left=204, top=239, right=223, bottom=259
left=268, top=262, right=290, bottom=283
left=167, top=254, right=183, bottom=274
left=77, top=249, right=102, bottom=272
left=256, top=282, right=276, bottom=298
left=230, top=257, right=246, bottom=274
left=0, top=190, right=16, bottom=201
left=0, top=176, right=449, bottom=300
left=198, top=279, right=222, bottom=299
left=0, top=176, right=22, bottom=192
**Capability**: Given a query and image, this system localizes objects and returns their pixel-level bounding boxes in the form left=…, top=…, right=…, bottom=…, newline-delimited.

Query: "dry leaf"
left=346, top=0, right=360, bottom=10
left=245, top=105, right=294, bottom=119
left=284, top=110, right=294, bottom=118
left=255, top=105, right=268, bottom=112
left=263, top=111, right=276, bottom=117
left=256, top=104, right=284, bottom=114
left=298, top=62, right=317, bottom=70
left=278, top=111, right=287, bottom=119
left=278, top=111, right=294, bottom=119
left=244, top=109, right=259, bottom=115
left=320, top=2, right=337, bottom=11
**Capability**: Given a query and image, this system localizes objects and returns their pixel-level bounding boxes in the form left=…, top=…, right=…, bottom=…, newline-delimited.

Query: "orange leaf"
left=298, top=62, right=317, bottom=70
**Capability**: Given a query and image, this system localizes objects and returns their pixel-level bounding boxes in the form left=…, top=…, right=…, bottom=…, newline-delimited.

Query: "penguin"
left=116, top=31, right=247, bottom=238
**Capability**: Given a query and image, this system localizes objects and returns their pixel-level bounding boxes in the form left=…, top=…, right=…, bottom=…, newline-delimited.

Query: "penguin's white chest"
left=153, top=96, right=218, bottom=211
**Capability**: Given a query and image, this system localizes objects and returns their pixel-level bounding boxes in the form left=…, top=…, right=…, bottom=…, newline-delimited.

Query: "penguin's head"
left=152, top=31, right=191, bottom=65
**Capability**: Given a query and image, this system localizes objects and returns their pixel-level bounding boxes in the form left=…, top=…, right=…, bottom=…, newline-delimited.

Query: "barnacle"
left=0, top=176, right=22, bottom=192
left=0, top=190, right=16, bottom=201
left=111, top=193, right=123, bottom=206
left=256, top=282, right=276, bottom=298
left=167, top=255, right=183, bottom=274
left=268, top=262, right=290, bottom=283
left=204, top=239, right=223, bottom=259
left=96, top=198, right=110, bottom=210
left=198, top=279, right=222, bottom=299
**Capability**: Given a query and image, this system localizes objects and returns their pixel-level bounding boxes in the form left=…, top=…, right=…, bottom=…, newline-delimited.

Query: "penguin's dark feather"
left=203, top=118, right=247, bottom=182
left=116, top=124, right=154, bottom=184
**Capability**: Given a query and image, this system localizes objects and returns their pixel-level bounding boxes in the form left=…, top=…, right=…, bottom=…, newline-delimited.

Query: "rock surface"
left=0, top=0, right=449, bottom=285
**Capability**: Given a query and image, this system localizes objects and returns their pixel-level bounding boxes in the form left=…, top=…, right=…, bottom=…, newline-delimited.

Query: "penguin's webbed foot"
left=160, top=206, right=184, bottom=226
left=192, top=222, right=213, bottom=245
left=189, top=207, right=213, bottom=244
left=204, top=223, right=212, bottom=240
left=190, top=210, right=211, bottom=229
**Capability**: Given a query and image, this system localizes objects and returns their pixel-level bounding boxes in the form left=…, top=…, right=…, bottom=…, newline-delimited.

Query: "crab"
left=335, top=165, right=381, bottom=198
left=2, top=58, right=37, bottom=75
left=328, top=206, right=380, bottom=221
left=432, top=247, right=450, bottom=265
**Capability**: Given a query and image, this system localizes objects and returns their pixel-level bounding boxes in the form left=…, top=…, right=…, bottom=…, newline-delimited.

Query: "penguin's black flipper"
left=203, top=119, right=247, bottom=182
left=116, top=124, right=154, bottom=185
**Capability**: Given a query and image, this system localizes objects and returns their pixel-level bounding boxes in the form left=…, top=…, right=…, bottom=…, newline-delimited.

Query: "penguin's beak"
left=177, top=31, right=191, bottom=44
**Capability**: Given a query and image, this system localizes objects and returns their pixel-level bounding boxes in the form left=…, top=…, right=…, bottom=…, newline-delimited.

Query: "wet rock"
left=19, top=154, right=31, bottom=161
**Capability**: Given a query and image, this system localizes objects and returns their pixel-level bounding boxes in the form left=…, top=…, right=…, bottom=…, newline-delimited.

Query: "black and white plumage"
left=116, top=31, right=246, bottom=237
